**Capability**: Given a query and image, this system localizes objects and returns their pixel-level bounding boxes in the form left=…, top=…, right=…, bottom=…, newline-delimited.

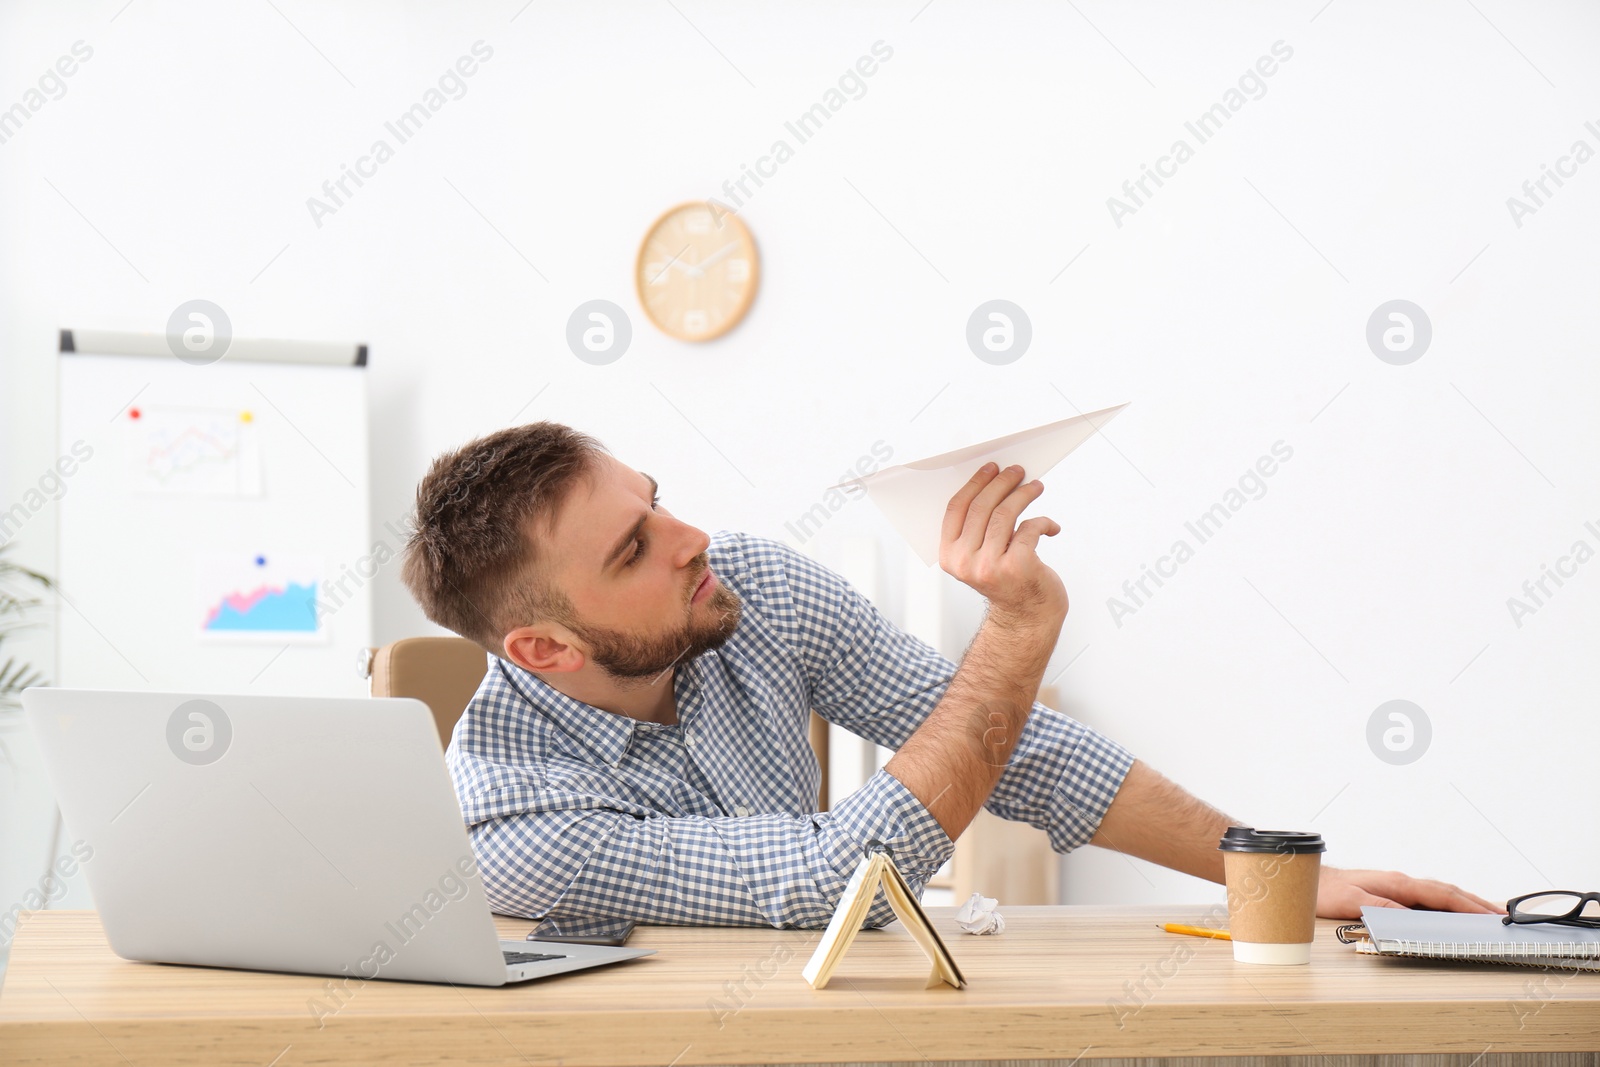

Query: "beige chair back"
left=368, top=636, right=489, bottom=749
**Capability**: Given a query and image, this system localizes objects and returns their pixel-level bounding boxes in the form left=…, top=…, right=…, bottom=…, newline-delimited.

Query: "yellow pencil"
left=1161, top=923, right=1232, bottom=941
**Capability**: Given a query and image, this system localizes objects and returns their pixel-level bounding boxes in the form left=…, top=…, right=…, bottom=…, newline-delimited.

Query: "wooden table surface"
left=1, top=904, right=1597, bottom=1067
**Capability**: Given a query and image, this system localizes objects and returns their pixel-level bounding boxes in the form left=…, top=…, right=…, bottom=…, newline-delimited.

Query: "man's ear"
left=503, top=624, right=585, bottom=675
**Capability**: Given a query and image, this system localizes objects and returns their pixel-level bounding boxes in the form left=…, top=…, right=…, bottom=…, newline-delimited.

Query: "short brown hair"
left=401, top=421, right=608, bottom=655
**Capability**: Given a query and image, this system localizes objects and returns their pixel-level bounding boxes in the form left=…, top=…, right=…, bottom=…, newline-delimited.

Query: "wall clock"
left=635, top=202, right=759, bottom=342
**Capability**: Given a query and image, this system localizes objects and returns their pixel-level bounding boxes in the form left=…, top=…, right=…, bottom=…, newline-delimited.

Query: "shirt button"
left=734, top=805, right=750, bottom=817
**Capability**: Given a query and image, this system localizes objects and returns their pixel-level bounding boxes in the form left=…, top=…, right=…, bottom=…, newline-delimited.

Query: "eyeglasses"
left=1503, top=891, right=1600, bottom=928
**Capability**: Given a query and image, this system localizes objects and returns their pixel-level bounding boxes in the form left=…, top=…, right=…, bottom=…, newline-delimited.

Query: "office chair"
left=366, top=636, right=491, bottom=750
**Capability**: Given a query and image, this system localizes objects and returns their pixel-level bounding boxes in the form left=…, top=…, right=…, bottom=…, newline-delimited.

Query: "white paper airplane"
left=828, top=402, right=1129, bottom=566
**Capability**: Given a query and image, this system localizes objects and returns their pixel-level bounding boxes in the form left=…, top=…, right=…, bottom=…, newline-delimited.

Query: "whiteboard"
left=55, top=332, right=371, bottom=697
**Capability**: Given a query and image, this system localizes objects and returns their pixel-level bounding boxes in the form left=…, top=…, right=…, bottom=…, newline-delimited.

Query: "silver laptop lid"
left=23, top=688, right=513, bottom=985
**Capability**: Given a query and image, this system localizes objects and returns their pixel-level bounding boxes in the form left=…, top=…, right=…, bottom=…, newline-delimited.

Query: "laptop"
left=22, top=687, right=654, bottom=986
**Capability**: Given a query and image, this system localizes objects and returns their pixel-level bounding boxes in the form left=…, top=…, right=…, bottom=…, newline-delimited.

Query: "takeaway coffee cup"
left=1218, top=826, right=1325, bottom=965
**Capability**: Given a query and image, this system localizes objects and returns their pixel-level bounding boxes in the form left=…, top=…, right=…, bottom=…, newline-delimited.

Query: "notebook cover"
left=1360, top=906, right=1600, bottom=959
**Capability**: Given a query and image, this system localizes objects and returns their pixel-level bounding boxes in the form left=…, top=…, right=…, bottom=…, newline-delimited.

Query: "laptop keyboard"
left=503, top=950, right=568, bottom=965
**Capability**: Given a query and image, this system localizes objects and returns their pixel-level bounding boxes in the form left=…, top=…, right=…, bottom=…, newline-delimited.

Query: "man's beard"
left=564, top=572, right=743, bottom=683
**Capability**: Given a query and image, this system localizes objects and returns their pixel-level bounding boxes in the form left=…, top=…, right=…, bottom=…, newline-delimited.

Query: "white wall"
left=2, top=0, right=1596, bottom=927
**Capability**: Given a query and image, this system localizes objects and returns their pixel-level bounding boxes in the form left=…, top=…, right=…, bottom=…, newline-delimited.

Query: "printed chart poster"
left=127, top=404, right=263, bottom=497
left=197, top=553, right=325, bottom=644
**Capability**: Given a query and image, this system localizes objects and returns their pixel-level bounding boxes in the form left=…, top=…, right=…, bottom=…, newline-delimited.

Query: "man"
left=401, top=421, right=1499, bottom=928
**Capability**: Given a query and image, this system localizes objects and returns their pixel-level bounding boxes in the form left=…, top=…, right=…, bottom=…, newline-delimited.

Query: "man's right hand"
left=940, top=461, right=1068, bottom=630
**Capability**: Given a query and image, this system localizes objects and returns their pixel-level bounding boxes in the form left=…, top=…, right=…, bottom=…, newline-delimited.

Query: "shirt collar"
left=496, top=655, right=706, bottom=767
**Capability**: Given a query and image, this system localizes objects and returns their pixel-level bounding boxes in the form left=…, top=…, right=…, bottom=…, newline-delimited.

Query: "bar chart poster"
left=196, top=553, right=325, bottom=644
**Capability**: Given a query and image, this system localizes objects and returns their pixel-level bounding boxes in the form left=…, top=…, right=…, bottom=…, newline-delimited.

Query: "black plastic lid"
left=1217, top=826, right=1326, bottom=854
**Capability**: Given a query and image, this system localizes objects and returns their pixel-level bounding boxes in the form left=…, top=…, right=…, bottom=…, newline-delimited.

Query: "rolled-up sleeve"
left=465, top=764, right=951, bottom=929
left=763, top=536, right=1137, bottom=853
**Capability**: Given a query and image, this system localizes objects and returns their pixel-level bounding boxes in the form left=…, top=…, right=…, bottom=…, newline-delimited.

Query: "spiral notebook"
left=1349, top=906, right=1600, bottom=971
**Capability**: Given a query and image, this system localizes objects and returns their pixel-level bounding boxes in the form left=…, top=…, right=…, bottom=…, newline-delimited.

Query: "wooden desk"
left=2, top=905, right=1596, bottom=1067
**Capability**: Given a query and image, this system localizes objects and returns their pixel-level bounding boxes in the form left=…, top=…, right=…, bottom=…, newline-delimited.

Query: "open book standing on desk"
left=802, top=844, right=965, bottom=990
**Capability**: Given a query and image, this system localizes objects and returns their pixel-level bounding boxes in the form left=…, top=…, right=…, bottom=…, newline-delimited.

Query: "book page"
left=881, top=860, right=965, bottom=989
left=802, top=853, right=886, bottom=988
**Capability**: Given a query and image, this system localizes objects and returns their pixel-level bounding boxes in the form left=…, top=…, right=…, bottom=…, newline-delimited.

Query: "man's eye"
left=623, top=496, right=662, bottom=567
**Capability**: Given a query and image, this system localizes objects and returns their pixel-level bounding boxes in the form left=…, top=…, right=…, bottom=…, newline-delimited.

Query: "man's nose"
left=670, top=517, right=711, bottom=567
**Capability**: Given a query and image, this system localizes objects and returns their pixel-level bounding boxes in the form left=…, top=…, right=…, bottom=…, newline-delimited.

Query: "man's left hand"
left=1317, top=864, right=1504, bottom=919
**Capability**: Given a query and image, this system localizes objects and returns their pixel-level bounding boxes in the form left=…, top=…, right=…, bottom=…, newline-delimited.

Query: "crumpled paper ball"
left=956, top=891, right=1005, bottom=935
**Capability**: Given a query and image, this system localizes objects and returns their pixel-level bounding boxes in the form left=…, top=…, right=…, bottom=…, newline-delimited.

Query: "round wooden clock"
left=635, top=202, right=759, bottom=342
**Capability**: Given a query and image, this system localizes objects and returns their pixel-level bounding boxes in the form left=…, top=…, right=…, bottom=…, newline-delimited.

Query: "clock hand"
left=685, top=241, right=739, bottom=278
left=648, top=244, right=694, bottom=285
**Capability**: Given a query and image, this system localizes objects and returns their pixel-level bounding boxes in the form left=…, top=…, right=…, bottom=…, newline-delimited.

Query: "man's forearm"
left=883, top=608, right=1059, bottom=840
left=1088, top=758, right=1238, bottom=883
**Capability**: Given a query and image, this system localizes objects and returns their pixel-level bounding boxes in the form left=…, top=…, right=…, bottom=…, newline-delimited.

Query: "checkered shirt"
left=447, top=530, right=1135, bottom=929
